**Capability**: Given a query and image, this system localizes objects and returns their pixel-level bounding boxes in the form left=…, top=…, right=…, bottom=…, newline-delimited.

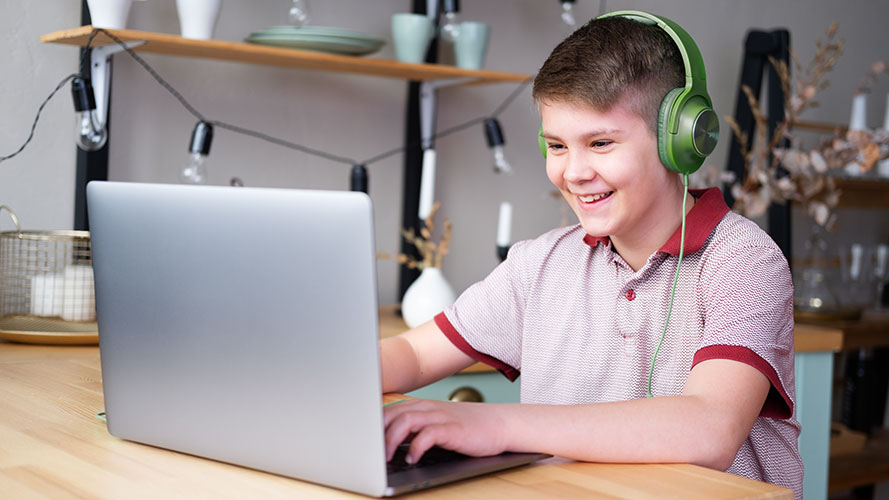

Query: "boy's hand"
left=383, top=398, right=509, bottom=464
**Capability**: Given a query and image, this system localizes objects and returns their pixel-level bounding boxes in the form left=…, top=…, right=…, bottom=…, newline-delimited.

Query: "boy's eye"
left=547, top=143, right=566, bottom=152
left=591, top=140, right=613, bottom=148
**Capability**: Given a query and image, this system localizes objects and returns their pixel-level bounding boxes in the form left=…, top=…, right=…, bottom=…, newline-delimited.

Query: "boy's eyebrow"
left=540, top=128, right=625, bottom=141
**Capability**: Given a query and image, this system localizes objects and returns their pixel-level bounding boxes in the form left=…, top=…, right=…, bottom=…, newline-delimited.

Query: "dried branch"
left=722, top=21, right=889, bottom=231
left=396, top=201, right=453, bottom=270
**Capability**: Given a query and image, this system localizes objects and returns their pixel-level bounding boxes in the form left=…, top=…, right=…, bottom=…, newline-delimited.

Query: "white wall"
left=3, top=0, right=889, bottom=304
left=0, top=0, right=81, bottom=230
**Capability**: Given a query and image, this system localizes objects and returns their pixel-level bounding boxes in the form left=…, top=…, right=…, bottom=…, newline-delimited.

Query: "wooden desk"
left=0, top=343, right=791, bottom=499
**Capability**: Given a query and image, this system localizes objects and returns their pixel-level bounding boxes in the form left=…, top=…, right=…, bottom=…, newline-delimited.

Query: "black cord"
left=491, top=79, right=530, bottom=118
left=212, top=121, right=357, bottom=165
left=361, top=80, right=530, bottom=166
left=3, top=27, right=531, bottom=170
left=98, top=28, right=531, bottom=168
left=98, top=29, right=208, bottom=122
left=79, top=29, right=100, bottom=78
left=0, top=73, right=80, bottom=164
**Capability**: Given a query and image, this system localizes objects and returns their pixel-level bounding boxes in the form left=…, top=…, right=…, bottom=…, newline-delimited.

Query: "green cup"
left=453, top=21, right=489, bottom=70
left=391, top=13, right=435, bottom=64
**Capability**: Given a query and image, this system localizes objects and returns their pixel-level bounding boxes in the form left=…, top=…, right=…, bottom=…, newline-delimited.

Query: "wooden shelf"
left=834, top=177, right=889, bottom=209
left=795, top=311, right=889, bottom=352
left=781, top=120, right=889, bottom=209
left=830, top=430, right=889, bottom=493
left=41, top=26, right=531, bottom=85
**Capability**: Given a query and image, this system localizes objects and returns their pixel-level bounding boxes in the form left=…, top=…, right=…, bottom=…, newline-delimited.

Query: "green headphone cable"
left=646, top=173, right=689, bottom=398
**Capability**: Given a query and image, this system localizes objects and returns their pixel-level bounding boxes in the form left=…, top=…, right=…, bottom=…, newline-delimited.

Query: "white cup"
left=86, top=0, right=134, bottom=29
left=176, top=0, right=223, bottom=40
left=391, top=13, right=435, bottom=64
left=453, top=21, right=490, bottom=70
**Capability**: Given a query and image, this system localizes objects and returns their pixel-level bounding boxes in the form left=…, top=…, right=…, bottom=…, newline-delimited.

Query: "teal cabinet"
left=407, top=371, right=520, bottom=403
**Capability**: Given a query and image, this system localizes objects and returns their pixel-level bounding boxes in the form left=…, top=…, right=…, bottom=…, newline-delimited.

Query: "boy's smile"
left=539, top=98, right=687, bottom=268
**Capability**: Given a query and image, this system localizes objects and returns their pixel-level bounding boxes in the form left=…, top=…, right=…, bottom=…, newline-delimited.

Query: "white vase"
left=401, top=267, right=456, bottom=328
left=86, top=0, right=134, bottom=29
left=176, top=0, right=222, bottom=40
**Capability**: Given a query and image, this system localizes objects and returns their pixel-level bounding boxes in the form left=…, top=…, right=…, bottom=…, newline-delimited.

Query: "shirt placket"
left=614, top=262, right=640, bottom=357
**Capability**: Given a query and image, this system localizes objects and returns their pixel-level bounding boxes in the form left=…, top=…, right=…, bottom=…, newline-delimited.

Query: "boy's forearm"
left=501, top=396, right=746, bottom=471
left=380, top=320, right=478, bottom=394
left=380, top=335, right=421, bottom=394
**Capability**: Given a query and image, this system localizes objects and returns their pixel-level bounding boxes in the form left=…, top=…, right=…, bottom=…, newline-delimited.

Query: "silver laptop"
left=87, top=181, right=546, bottom=497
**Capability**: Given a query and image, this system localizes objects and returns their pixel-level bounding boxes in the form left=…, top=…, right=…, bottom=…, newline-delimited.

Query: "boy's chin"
left=578, top=222, right=609, bottom=239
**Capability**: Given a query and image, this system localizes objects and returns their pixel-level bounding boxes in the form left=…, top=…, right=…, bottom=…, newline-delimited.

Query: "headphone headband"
left=596, top=10, right=710, bottom=136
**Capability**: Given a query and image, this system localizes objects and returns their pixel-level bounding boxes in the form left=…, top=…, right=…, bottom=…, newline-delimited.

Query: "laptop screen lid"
left=88, top=181, right=388, bottom=496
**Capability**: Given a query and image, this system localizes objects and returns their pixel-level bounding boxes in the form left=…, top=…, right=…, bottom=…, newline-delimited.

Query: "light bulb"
left=492, top=145, right=513, bottom=175
left=288, top=0, right=310, bottom=26
left=484, top=118, right=513, bottom=175
left=560, top=0, right=577, bottom=26
left=71, top=77, right=107, bottom=152
left=180, top=152, right=208, bottom=184
left=440, top=0, right=461, bottom=41
left=180, top=121, right=213, bottom=185
left=440, top=12, right=460, bottom=42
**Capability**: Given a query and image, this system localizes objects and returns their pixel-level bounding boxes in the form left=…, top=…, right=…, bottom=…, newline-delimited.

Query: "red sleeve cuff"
left=434, top=312, right=520, bottom=382
left=692, top=345, right=793, bottom=419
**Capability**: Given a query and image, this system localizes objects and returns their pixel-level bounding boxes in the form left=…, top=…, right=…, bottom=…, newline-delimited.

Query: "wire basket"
left=0, top=206, right=96, bottom=325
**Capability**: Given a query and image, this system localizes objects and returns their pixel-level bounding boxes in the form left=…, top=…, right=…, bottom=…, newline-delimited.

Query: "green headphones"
left=537, top=10, right=719, bottom=175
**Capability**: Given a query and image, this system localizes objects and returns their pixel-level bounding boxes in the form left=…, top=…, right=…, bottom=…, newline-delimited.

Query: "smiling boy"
left=380, top=12, right=801, bottom=498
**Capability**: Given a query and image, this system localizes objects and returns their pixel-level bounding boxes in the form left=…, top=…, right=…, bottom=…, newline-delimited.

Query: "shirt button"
left=625, top=289, right=636, bottom=301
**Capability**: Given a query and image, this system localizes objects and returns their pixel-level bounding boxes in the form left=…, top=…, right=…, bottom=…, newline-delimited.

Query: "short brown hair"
left=532, top=16, right=684, bottom=133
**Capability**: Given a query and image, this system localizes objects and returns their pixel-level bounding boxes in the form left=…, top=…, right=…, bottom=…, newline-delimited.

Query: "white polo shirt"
left=435, top=188, right=802, bottom=498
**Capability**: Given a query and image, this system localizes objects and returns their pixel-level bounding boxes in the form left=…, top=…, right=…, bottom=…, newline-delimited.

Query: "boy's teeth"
left=579, top=192, right=611, bottom=202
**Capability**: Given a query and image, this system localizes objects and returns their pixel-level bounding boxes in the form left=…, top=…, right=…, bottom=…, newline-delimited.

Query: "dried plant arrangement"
left=855, top=60, right=889, bottom=95
left=724, top=22, right=889, bottom=230
left=397, top=202, right=453, bottom=270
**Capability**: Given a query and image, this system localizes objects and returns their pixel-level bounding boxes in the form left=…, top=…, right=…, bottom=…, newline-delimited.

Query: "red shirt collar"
left=582, top=187, right=729, bottom=256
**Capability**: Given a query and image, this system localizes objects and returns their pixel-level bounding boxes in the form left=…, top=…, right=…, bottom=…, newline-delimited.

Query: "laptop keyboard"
left=387, top=443, right=469, bottom=474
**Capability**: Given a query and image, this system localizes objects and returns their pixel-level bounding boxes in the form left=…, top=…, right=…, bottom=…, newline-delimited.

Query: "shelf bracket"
left=419, top=77, right=478, bottom=148
left=89, top=40, right=146, bottom=128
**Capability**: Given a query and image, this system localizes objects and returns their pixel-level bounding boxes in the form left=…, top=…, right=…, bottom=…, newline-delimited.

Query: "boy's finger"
left=384, top=410, right=430, bottom=461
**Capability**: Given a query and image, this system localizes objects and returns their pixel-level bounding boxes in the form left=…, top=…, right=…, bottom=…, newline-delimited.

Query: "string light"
left=350, top=164, right=369, bottom=193
left=440, top=0, right=461, bottom=42
left=180, top=121, right=213, bottom=184
left=560, top=0, right=577, bottom=26
left=71, top=76, right=108, bottom=151
left=484, top=118, right=512, bottom=174
left=2, top=28, right=531, bottom=184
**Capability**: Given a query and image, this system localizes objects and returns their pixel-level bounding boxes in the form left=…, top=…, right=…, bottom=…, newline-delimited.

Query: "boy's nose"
left=562, top=153, right=596, bottom=184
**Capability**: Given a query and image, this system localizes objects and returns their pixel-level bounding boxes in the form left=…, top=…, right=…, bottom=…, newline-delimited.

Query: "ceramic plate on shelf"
left=245, top=35, right=384, bottom=55
left=254, top=25, right=383, bottom=41
left=0, top=315, right=98, bottom=345
left=244, top=25, right=385, bottom=56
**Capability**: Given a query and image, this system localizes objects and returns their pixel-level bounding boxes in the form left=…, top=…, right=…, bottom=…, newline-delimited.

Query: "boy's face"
left=539, top=98, right=675, bottom=245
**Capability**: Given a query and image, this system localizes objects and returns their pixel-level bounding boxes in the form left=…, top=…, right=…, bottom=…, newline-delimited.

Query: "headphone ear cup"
left=538, top=124, right=547, bottom=158
left=657, top=87, right=684, bottom=174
